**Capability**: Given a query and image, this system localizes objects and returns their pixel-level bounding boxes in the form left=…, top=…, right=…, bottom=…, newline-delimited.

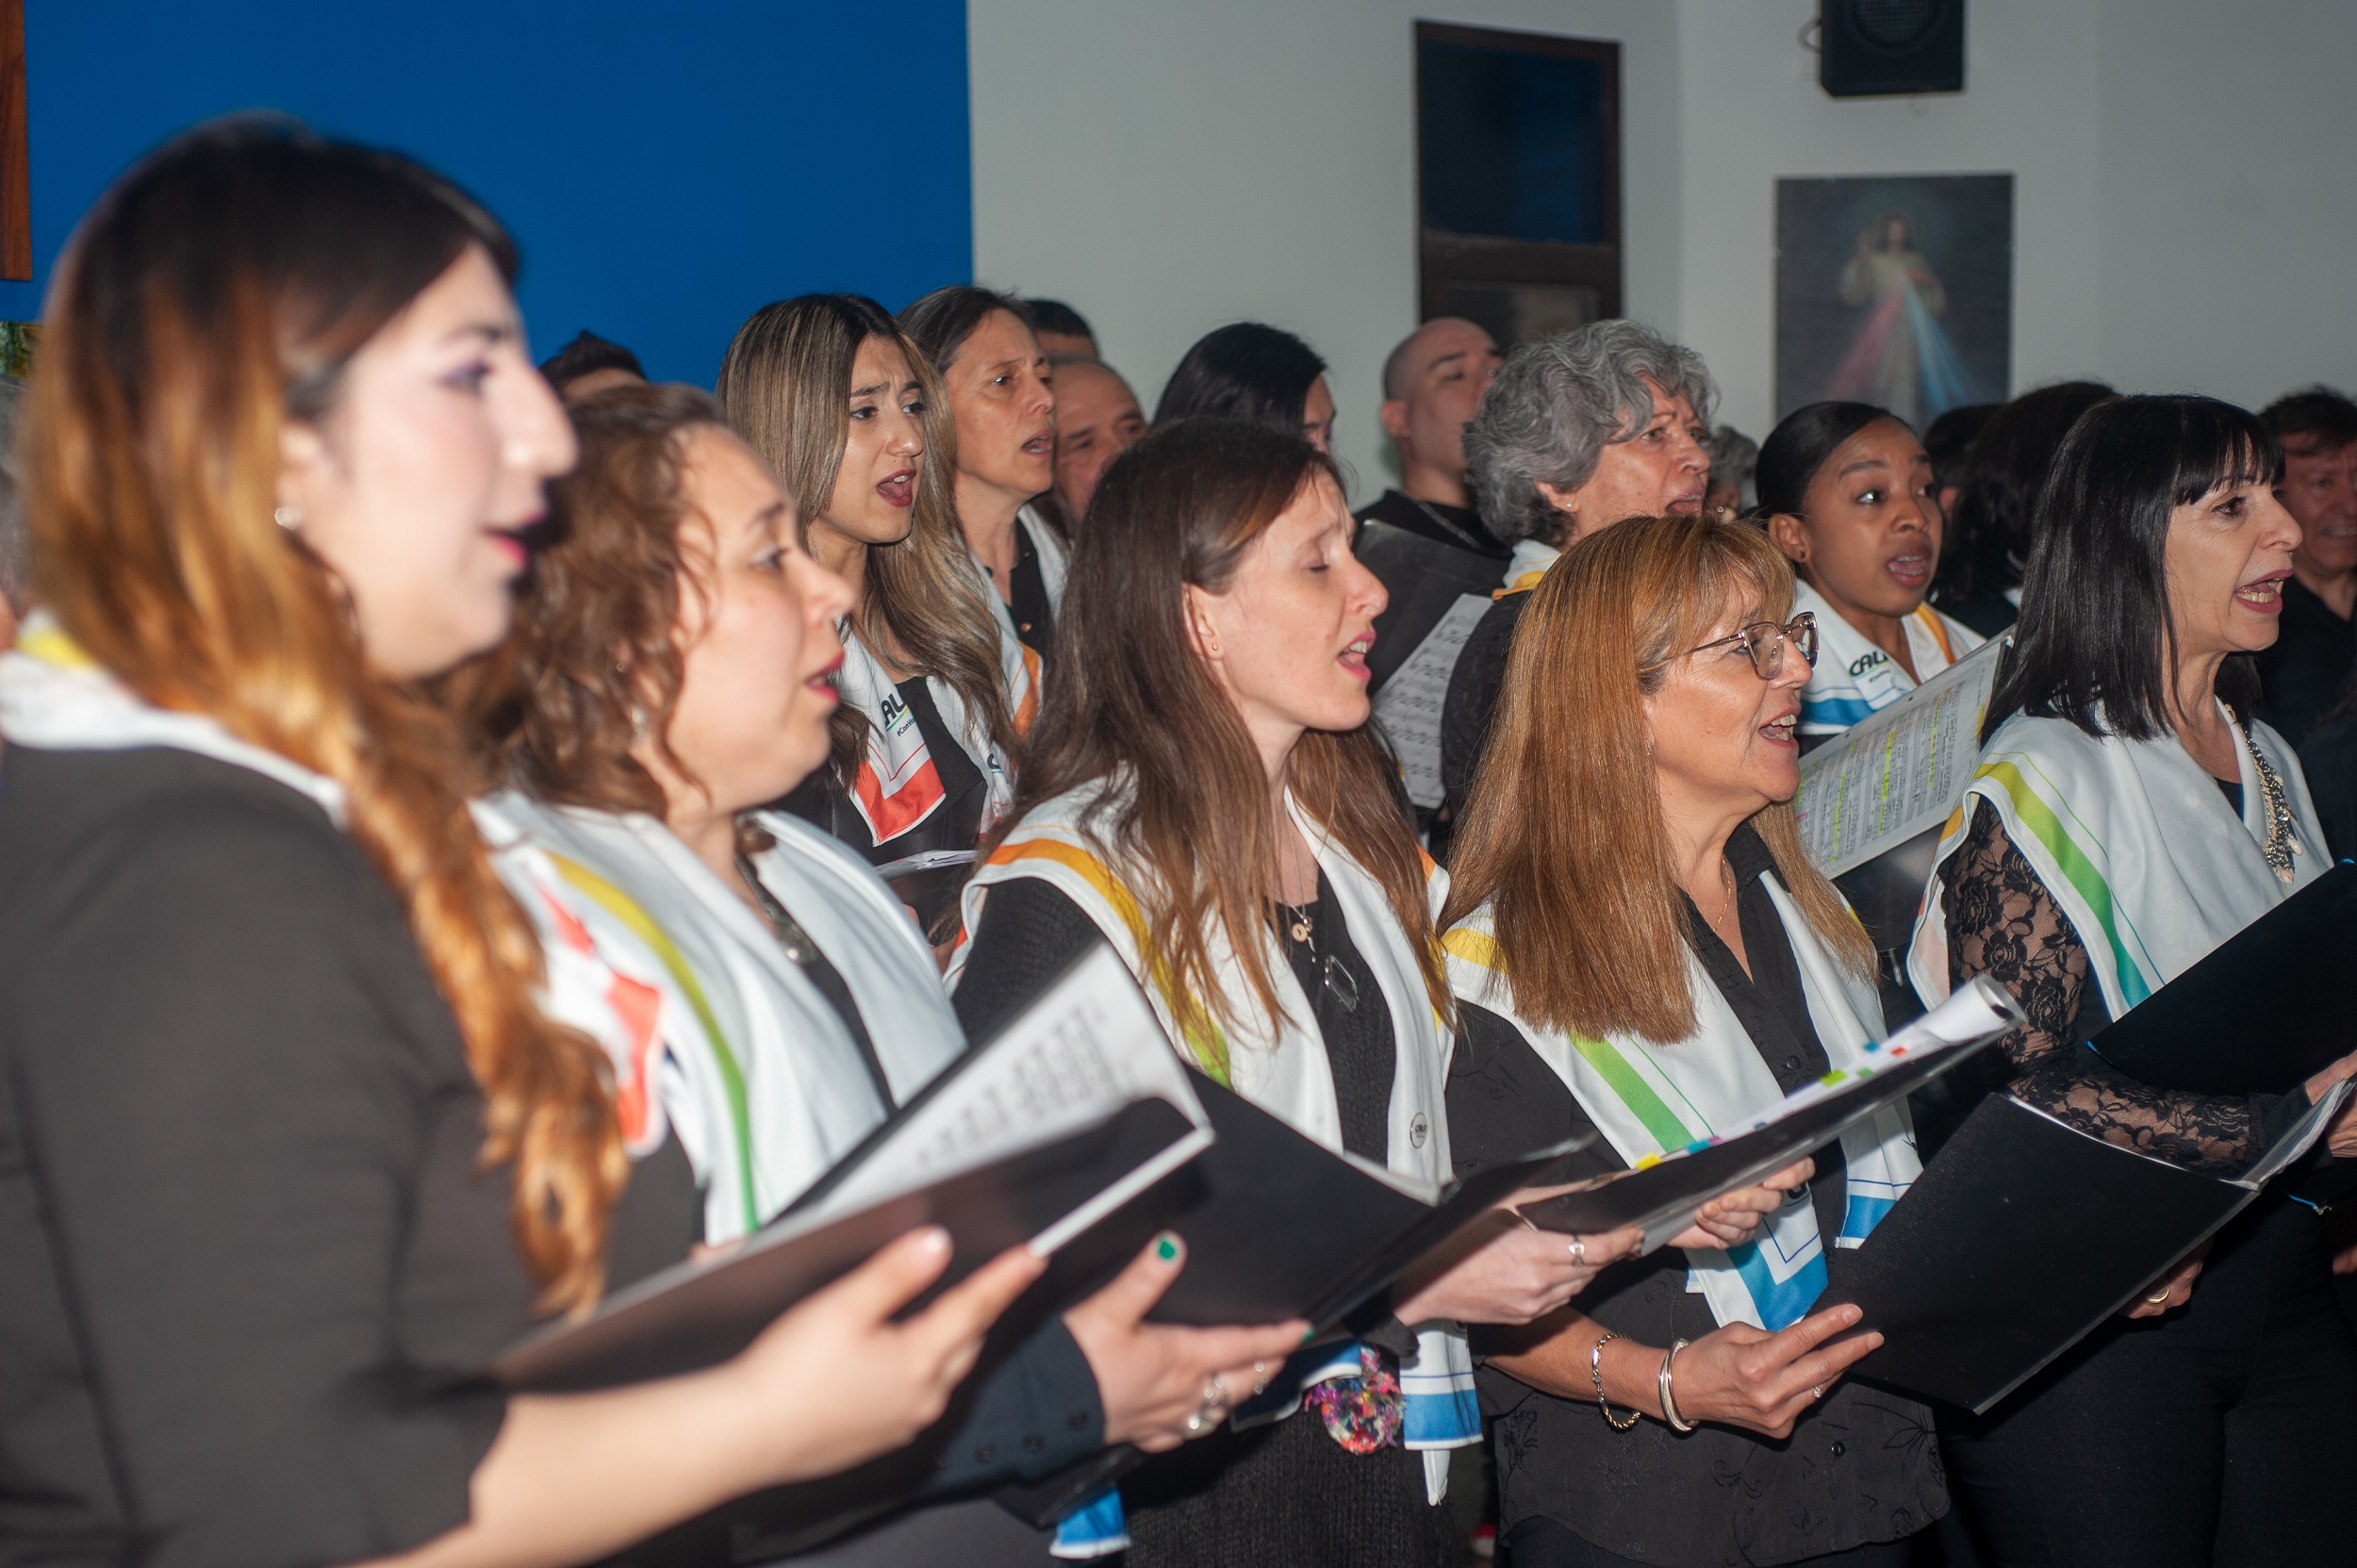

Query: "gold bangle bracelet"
left=1589, top=1329, right=1641, bottom=1431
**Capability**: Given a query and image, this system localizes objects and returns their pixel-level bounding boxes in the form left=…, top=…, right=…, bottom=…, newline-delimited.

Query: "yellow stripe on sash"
left=987, top=836, right=1234, bottom=1083
left=19, top=623, right=100, bottom=671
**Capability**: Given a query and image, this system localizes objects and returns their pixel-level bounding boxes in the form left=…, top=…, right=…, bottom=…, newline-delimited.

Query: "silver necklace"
left=2247, top=738, right=2305, bottom=884
left=1276, top=899, right=1360, bottom=1013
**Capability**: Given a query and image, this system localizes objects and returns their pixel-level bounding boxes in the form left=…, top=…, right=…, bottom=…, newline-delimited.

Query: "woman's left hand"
left=1664, top=1158, right=1814, bottom=1251
left=1392, top=1214, right=1642, bottom=1327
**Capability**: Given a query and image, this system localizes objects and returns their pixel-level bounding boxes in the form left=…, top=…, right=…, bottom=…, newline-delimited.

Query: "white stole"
left=1444, top=873, right=1918, bottom=1331
left=949, top=777, right=1475, bottom=1502
left=476, top=793, right=966, bottom=1243
left=1501, top=537, right=1560, bottom=596
left=1019, top=501, right=1068, bottom=615
left=1909, top=706, right=2326, bottom=1019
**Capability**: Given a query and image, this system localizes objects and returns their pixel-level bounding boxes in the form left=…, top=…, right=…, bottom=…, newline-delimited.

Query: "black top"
left=1007, top=521, right=1056, bottom=668
left=1438, top=589, right=1530, bottom=839
left=1353, top=488, right=1507, bottom=558
left=2253, top=575, right=2356, bottom=747
left=1938, top=798, right=2303, bottom=1174
left=0, top=745, right=704, bottom=1568
left=1444, top=825, right=1946, bottom=1567
left=2299, top=708, right=2357, bottom=859
left=1270, top=872, right=1394, bottom=1163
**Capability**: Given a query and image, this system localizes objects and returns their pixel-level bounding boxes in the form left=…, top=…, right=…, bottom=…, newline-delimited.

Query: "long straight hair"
left=1001, top=417, right=1448, bottom=1066
left=26, top=121, right=623, bottom=1313
left=1986, top=394, right=2277, bottom=743
left=1442, top=516, right=1873, bottom=1044
left=717, top=294, right=1016, bottom=785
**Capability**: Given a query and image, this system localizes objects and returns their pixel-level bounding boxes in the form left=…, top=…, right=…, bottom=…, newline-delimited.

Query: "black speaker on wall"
left=1820, top=0, right=1964, bottom=98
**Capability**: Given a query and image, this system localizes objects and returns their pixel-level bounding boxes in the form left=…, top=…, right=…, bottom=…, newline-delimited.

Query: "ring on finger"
left=1250, top=1360, right=1271, bottom=1397
left=1183, top=1374, right=1230, bottom=1436
left=1570, top=1236, right=1588, bottom=1265
left=1811, top=1384, right=1826, bottom=1400
left=2144, top=1288, right=2171, bottom=1306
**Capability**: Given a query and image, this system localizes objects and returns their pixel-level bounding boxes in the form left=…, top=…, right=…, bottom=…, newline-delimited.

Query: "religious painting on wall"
left=1774, top=173, right=2012, bottom=427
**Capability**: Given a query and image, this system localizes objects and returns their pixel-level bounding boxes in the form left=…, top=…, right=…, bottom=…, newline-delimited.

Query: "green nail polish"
left=1301, top=1327, right=1317, bottom=1344
left=1155, top=1235, right=1179, bottom=1263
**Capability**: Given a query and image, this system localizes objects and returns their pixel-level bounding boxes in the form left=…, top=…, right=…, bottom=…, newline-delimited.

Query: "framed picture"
left=1774, top=173, right=2013, bottom=427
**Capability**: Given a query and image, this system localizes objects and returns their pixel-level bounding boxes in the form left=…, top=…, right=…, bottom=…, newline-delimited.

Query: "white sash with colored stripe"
left=833, top=592, right=1036, bottom=849
left=1500, top=536, right=1560, bottom=597
left=1794, top=580, right=1984, bottom=736
left=473, top=794, right=967, bottom=1244
left=1444, top=875, right=1918, bottom=1332
left=1908, top=707, right=2326, bottom=1021
left=950, top=777, right=1476, bottom=1506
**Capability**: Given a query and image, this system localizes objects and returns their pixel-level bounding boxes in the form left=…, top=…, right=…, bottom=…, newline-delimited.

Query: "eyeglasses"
left=1667, top=612, right=1819, bottom=680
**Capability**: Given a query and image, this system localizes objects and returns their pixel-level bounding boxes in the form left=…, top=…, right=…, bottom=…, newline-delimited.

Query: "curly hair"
left=1463, top=319, right=1717, bottom=546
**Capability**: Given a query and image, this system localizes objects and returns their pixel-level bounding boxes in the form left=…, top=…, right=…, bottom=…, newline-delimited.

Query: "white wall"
left=2090, top=0, right=2357, bottom=408
left=972, top=0, right=2357, bottom=477
left=1674, top=0, right=2103, bottom=437
left=967, top=0, right=1681, bottom=502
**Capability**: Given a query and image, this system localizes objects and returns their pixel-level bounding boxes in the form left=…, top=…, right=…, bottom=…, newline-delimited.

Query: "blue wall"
left=5, top=1, right=975, bottom=384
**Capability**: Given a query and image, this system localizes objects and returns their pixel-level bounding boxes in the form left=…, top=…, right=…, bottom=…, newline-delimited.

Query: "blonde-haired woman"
left=0, top=124, right=1033, bottom=1567
left=1441, top=516, right=1946, bottom=1568
left=717, top=294, right=1033, bottom=933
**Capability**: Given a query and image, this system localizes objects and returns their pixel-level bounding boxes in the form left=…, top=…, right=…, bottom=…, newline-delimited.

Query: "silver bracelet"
left=1657, top=1337, right=1695, bottom=1433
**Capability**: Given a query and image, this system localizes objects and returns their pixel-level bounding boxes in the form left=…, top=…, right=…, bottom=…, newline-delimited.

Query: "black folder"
left=1822, top=1085, right=2344, bottom=1413
left=1516, top=1032, right=1996, bottom=1246
left=493, top=1098, right=1197, bottom=1394
left=2085, top=861, right=2357, bottom=1096
left=1117, top=1071, right=1590, bottom=1329
left=1357, top=520, right=1504, bottom=696
left=490, top=943, right=1210, bottom=1393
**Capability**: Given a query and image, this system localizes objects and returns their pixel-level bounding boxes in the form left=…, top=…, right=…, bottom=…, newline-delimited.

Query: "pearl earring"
left=273, top=505, right=301, bottom=531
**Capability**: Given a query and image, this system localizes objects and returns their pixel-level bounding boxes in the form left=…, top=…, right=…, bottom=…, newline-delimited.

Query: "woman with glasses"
left=1756, top=401, right=1983, bottom=743
left=1441, top=515, right=1949, bottom=1568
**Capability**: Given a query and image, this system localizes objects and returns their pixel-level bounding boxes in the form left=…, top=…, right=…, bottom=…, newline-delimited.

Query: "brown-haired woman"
left=950, top=420, right=1788, bottom=1567
left=897, top=285, right=1065, bottom=659
left=718, top=293, right=1031, bottom=933
left=0, top=122, right=1037, bottom=1568
left=1440, top=515, right=1947, bottom=1568
left=453, top=381, right=1304, bottom=1563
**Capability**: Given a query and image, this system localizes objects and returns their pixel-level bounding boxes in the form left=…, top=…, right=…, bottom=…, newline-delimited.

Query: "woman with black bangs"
left=1908, top=394, right=2357, bottom=1566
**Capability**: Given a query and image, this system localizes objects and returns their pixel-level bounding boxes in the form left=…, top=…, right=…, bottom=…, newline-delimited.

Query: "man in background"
left=1047, top=356, right=1146, bottom=530
left=2256, top=387, right=2357, bottom=744
left=1022, top=298, right=1097, bottom=361
left=539, top=329, right=646, bottom=403
left=1353, top=316, right=1505, bottom=554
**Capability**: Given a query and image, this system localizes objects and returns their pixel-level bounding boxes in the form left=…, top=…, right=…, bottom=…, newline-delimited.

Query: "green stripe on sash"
left=549, top=854, right=761, bottom=1235
left=1974, top=760, right=2153, bottom=1008
left=1568, top=1036, right=1696, bottom=1152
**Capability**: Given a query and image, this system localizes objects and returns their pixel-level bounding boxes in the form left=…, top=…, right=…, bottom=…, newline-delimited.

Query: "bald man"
left=1352, top=320, right=1507, bottom=849
left=1352, top=316, right=1505, bottom=555
left=1048, top=357, right=1146, bottom=528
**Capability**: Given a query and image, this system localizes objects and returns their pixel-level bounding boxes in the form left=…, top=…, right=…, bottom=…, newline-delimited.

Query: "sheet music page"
left=1373, top=593, right=1493, bottom=809
left=811, top=944, right=1206, bottom=1217
left=1794, top=635, right=2007, bottom=878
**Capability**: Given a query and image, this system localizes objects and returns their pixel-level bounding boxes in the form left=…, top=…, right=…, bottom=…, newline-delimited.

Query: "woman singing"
left=951, top=419, right=1788, bottom=1566
left=1909, top=394, right=2357, bottom=1566
left=451, top=383, right=1302, bottom=1563
left=717, top=295, right=1032, bottom=933
left=0, top=123, right=1031, bottom=1568
left=1442, top=515, right=1947, bottom=1568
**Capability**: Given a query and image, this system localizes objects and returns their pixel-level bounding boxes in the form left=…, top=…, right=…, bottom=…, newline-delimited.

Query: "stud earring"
left=273, top=505, right=301, bottom=531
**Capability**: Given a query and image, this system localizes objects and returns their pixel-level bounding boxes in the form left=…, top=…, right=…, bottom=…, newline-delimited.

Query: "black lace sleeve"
left=1941, top=797, right=2276, bottom=1175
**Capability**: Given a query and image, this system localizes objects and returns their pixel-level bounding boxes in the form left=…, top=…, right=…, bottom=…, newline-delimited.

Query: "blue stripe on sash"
left=1730, top=1240, right=1829, bottom=1331
left=1801, top=693, right=1878, bottom=728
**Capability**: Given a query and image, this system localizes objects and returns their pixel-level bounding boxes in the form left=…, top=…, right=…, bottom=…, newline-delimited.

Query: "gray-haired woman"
left=1437, top=321, right=1717, bottom=836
